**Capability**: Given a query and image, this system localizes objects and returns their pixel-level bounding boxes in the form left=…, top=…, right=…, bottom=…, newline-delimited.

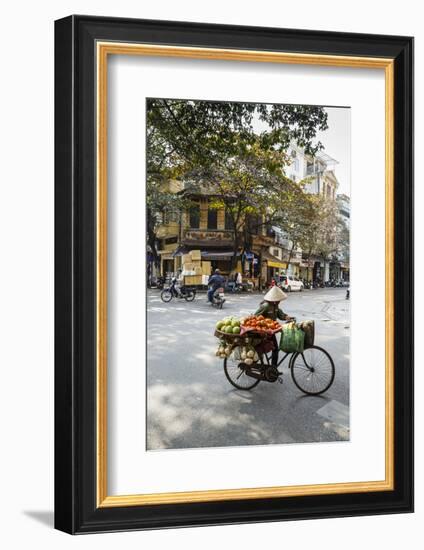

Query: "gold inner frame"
left=96, top=42, right=395, bottom=508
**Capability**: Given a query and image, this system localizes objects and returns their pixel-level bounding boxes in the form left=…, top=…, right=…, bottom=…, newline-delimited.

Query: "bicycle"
left=223, top=322, right=335, bottom=395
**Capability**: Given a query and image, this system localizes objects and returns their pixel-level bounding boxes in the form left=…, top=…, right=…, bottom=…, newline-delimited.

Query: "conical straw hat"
left=263, top=286, right=287, bottom=302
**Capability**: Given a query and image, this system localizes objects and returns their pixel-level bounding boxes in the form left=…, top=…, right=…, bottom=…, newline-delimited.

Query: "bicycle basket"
left=298, top=320, right=315, bottom=348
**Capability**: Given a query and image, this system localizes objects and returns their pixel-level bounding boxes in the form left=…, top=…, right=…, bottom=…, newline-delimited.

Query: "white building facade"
left=266, top=143, right=348, bottom=283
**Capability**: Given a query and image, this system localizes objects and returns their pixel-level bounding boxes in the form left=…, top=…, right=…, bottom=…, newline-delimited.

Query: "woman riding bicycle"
left=254, top=286, right=294, bottom=365
left=222, top=284, right=335, bottom=394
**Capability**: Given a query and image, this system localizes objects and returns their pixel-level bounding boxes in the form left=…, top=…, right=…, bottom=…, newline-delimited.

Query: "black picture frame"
left=55, top=15, right=414, bottom=534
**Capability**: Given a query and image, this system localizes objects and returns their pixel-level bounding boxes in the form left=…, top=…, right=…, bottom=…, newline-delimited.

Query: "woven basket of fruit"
left=241, top=315, right=282, bottom=336
left=214, top=316, right=244, bottom=339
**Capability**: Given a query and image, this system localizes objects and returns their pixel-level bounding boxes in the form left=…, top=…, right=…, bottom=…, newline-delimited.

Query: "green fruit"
left=225, top=326, right=233, bottom=333
left=232, top=326, right=241, bottom=334
left=231, top=319, right=240, bottom=327
left=216, top=321, right=225, bottom=330
left=225, top=319, right=232, bottom=326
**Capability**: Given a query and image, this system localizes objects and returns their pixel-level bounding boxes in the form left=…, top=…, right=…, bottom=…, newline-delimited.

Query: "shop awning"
left=172, top=245, right=189, bottom=257
left=268, top=260, right=287, bottom=269
left=262, top=250, right=287, bottom=269
left=181, top=239, right=233, bottom=248
left=201, top=250, right=240, bottom=261
left=173, top=245, right=240, bottom=261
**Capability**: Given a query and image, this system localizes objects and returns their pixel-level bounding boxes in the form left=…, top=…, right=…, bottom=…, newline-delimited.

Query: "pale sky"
left=314, top=107, right=351, bottom=197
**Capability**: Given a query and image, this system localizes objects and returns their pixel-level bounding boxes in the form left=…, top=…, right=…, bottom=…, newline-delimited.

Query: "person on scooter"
left=207, top=269, right=225, bottom=304
left=254, top=285, right=294, bottom=365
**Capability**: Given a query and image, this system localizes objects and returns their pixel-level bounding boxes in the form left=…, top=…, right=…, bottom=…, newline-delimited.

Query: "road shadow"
left=147, top=381, right=286, bottom=449
left=146, top=289, right=350, bottom=450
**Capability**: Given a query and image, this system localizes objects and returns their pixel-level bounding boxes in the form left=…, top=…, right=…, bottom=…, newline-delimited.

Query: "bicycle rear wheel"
left=290, top=345, right=335, bottom=395
left=223, top=347, right=260, bottom=390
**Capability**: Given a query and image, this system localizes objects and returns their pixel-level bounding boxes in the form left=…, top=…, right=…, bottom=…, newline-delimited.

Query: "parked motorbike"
left=160, top=277, right=196, bottom=303
left=148, top=275, right=165, bottom=289
left=302, top=279, right=312, bottom=289
left=156, top=275, right=165, bottom=289
left=226, top=282, right=243, bottom=293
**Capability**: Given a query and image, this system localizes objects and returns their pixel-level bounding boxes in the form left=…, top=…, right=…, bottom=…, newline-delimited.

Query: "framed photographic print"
left=54, top=15, right=414, bottom=533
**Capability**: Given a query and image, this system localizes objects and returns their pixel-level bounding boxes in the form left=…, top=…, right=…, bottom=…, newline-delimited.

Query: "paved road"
left=147, top=288, right=350, bottom=450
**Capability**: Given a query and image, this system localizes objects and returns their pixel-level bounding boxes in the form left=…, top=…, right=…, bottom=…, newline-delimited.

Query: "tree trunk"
left=147, top=207, right=160, bottom=279
left=230, top=212, right=243, bottom=271
left=230, top=231, right=240, bottom=271
left=306, top=247, right=312, bottom=282
left=258, top=250, right=263, bottom=290
left=286, top=241, right=296, bottom=274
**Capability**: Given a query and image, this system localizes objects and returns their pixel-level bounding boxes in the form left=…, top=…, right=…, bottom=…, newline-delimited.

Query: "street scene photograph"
left=146, top=98, right=350, bottom=451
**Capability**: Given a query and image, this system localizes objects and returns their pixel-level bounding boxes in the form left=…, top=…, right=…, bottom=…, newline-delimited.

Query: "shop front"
left=159, top=251, right=177, bottom=277
left=340, top=261, right=350, bottom=282
left=329, top=260, right=341, bottom=281
left=172, top=231, right=240, bottom=277
left=299, top=260, right=313, bottom=282
left=313, top=260, right=323, bottom=282
left=287, top=260, right=301, bottom=278
left=200, top=250, right=242, bottom=276
left=262, top=250, right=287, bottom=284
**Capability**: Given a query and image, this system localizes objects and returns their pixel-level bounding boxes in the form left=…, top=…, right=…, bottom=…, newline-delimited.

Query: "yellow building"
left=156, top=182, right=242, bottom=277
left=154, top=181, right=286, bottom=288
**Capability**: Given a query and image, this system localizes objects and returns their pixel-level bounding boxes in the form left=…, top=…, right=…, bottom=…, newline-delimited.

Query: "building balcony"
left=156, top=224, right=179, bottom=238
left=252, top=234, right=275, bottom=247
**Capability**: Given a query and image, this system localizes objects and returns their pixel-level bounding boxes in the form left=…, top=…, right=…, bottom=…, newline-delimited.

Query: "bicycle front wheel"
left=290, top=345, right=335, bottom=395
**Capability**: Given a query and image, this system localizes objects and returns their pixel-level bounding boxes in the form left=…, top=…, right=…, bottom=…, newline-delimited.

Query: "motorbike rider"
left=169, top=269, right=186, bottom=297
left=207, top=269, right=225, bottom=304
left=254, top=285, right=294, bottom=365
